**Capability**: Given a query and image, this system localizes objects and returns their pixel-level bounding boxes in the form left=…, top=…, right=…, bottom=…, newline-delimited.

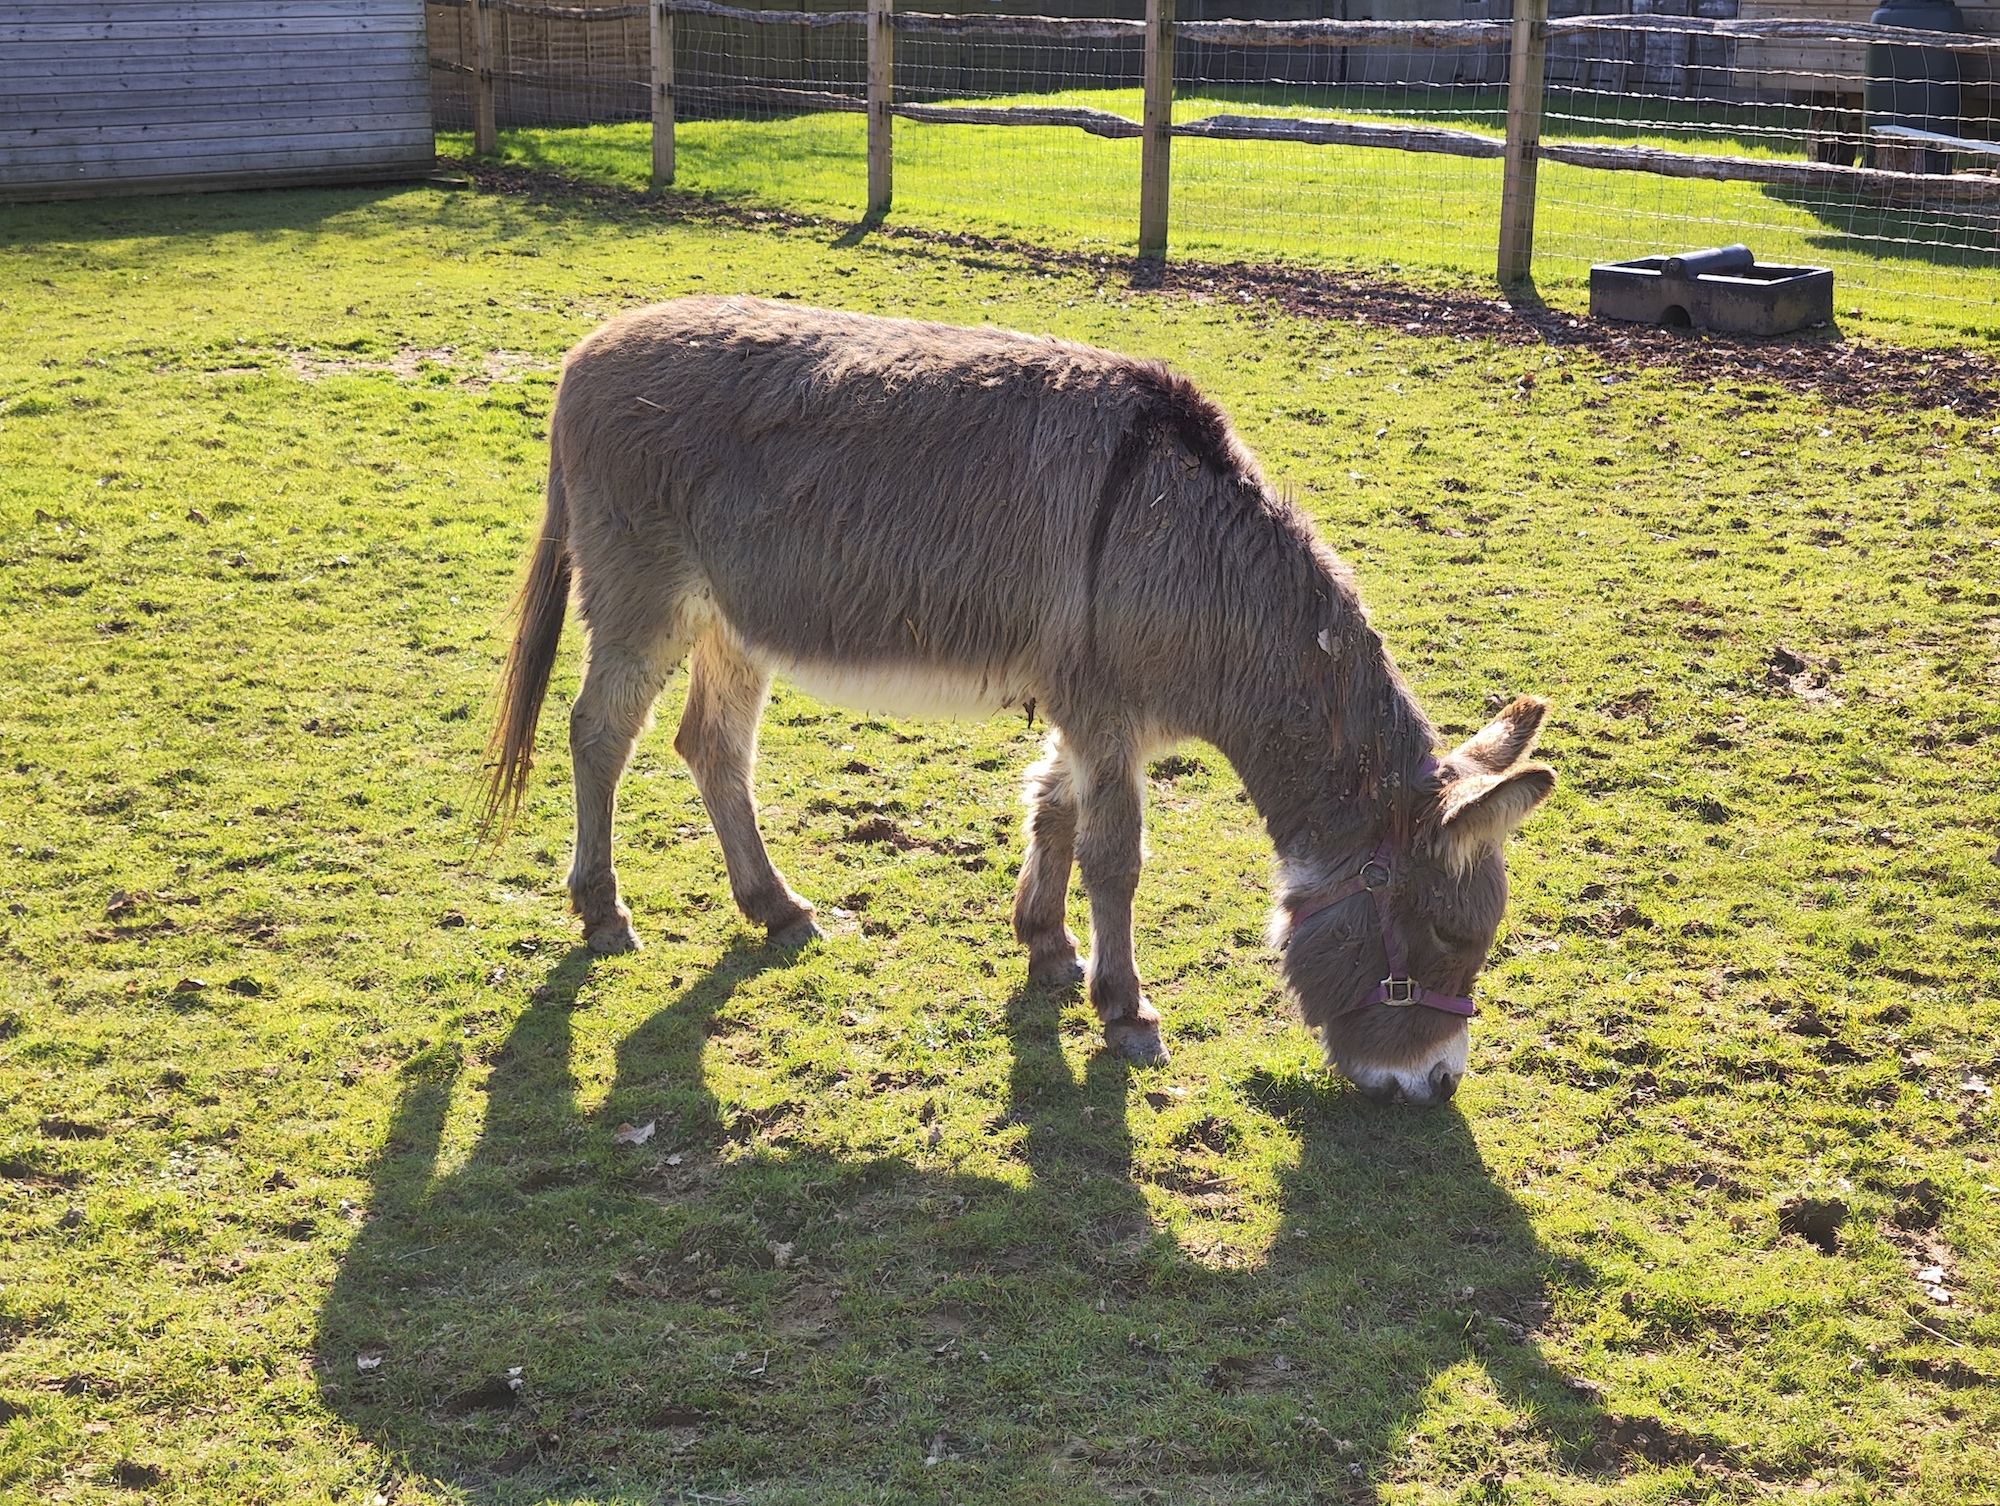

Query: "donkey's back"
left=547, top=295, right=1262, bottom=715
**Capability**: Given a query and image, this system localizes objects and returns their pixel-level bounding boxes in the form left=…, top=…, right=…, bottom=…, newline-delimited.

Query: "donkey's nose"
left=1359, top=1076, right=1403, bottom=1105
left=1426, top=1063, right=1461, bottom=1104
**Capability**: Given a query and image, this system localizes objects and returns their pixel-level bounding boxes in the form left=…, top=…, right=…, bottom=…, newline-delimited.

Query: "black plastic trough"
left=1588, top=244, right=1835, bottom=336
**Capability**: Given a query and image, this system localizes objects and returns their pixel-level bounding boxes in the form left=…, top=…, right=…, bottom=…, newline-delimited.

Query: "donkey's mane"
left=1119, top=357, right=1251, bottom=480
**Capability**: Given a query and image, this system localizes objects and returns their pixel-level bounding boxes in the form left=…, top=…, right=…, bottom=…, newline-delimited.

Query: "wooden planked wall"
left=1737, top=0, right=2000, bottom=105
left=2, top=0, right=434, bottom=203
left=424, top=0, right=1514, bottom=130
left=420, top=0, right=2000, bottom=134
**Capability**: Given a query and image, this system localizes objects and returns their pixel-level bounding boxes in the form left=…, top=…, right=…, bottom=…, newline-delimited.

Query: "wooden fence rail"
left=433, top=1, right=2000, bottom=50
left=1172, top=112, right=1500, bottom=158
left=897, top=102, right=1136, bottom=136
left=435, top=0, right=2000, bottom=285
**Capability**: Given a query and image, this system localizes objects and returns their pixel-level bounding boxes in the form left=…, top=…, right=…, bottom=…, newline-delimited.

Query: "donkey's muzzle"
left=1357, top=1061, right=1462, bottom=1107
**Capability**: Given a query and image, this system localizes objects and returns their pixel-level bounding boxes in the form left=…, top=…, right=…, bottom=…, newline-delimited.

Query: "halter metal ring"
left=1361, top=859, right=1392, bottom=890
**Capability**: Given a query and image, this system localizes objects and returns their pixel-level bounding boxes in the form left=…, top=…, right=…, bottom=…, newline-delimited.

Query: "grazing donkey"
left=487, top=297, right=1553, bottom=1105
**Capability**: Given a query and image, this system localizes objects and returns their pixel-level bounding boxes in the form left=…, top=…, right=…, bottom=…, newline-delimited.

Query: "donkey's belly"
left=772, top=659, right=1031, bottom=720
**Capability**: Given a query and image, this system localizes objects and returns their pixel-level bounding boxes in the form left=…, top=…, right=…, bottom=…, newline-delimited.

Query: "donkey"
left=486, top=296, right=1554, bottom=1105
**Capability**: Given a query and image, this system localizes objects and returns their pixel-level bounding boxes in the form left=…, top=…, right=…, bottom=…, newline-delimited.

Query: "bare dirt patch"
left=288, top=345, right=553, bottom=386
left=445, top=156, right=2000, bottom=417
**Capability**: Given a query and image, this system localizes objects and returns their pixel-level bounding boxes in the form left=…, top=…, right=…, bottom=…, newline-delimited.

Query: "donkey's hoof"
left=586, top=921, right=641, bottom=956
left=1104, top=1015, right=1171, bottom=1067
left=1028, top=953, right=1085, bottom=989
left=769, top=916, right=824, bottom=948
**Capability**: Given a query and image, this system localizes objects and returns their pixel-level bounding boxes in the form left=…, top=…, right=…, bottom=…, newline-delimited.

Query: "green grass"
left=446, top=103, right=2000, bottom=341
left=2, top=176, right=1998, bottom=1504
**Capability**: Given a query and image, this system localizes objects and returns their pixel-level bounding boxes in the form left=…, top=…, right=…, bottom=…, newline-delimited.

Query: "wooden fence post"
left=867, top=0, right=893, bottom=217
left=1138, top=0, right=1174, bottom=261
left=1497, top=0, right=1548, bottom=286
left=472, top=0, right=497, bottom=157
left=651, top=0, right=675, bottom=188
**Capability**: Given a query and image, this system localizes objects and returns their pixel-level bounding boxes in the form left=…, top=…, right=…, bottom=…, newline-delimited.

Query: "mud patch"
left=444, top=156, right=2000, bottom=417
left=288, top=345, right=553, bottom=386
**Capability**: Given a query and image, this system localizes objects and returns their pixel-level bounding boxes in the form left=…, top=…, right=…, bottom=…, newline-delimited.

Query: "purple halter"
left=1285, top=834, right=1480, bottom=1021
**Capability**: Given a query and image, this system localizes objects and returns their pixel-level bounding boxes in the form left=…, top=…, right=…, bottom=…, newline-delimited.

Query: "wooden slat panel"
left=2, top=161, right=429, bottom=204
left=3, top=112, right=430, bottom=152
left=5, top=0, right=417, bottom=17
left=7, top=33, right=424, bottom=63
left=1732, top=0, right=1866, bottom=92
left=6, top=19, right=422, bottom=45
left=1, top=132, right=435, bottom=173
left=9, top=61, right=425, bottom=91
left=1, top=82, right=428, bottom=123
left=0, top=0, right=431, bottom=200
left=6, top=55, right=427, bottom=81
left=4, top=63, right=427, bottom=98
left=6, top=57, right=427, bottom=82
left=2, top=7, right=412, bottom=25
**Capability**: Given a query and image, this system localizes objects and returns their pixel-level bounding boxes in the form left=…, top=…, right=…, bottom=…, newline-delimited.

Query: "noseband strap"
left=1286, top=836, right=1479, bottom=1020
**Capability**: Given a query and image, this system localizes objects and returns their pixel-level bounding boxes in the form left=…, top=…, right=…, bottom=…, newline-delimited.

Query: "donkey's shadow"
left=317, top=942, right=1680, bottom=1501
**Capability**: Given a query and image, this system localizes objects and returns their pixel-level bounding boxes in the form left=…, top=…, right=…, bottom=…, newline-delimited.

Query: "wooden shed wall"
left=1736, top=0, right=2000, bottom=101
left=1, top=0, right=433, bottom=203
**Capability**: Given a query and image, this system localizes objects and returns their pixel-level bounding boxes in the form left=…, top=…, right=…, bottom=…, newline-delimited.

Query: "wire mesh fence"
left=1168, top=25, right=1507, bottom=274
left=430, top=0, right=651, bottom=129
left=1534, top=6, right=2000, bottom=327
left=427, top=0, right=2000, bottom=329
left=891, top=16, right=1144, bottom=246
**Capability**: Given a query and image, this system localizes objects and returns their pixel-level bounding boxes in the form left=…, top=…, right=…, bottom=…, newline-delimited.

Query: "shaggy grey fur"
left=487, top=297, right=1552, bottom=1095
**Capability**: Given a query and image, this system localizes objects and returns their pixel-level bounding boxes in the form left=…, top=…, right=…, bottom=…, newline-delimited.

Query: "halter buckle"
left=1380, top=977, right=1419, bottom=1006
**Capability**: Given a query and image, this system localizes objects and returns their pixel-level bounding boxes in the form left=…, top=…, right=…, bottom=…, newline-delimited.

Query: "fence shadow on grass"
left=315, top=935, right=1714, bottom=1501
left=1762, top=183, right=2000, bottom=276
left=0, top=183, right=436, bottom=248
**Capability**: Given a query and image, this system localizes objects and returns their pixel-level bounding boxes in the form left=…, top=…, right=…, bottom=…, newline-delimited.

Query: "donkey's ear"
left=1432, top=763, right=1555, bottom=871
left=1443, top=695, right=1549, bottom=777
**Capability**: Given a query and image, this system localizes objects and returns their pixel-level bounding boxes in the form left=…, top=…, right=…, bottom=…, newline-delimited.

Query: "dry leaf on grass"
left=104, top=889, right=146, bottom=918
left=612, top=1120, right=655, bottom=1146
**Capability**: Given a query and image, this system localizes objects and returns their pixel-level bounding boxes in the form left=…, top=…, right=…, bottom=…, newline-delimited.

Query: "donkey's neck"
left=1200, top=561, right=1436, bottom=872
left=1216, top=698, right=1431, bottom=870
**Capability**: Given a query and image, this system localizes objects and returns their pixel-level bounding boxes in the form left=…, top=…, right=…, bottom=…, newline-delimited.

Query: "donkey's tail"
left=482, top=449, right=572, bottom=835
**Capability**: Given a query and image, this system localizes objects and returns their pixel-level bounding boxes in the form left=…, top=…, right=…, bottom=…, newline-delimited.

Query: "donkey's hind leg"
left=569, top=613, right=695, bottom=956
left=674, top=630, right=820, bottom=946
left=1012, top=733, right=1085, bottom=988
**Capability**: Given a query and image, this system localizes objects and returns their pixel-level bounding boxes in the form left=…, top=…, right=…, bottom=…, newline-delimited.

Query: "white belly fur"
left=770, top=658, right=1032, bottom=720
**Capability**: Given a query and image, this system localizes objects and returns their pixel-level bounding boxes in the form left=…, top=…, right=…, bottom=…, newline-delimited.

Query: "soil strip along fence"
left=428, top=1, right=2000, bottom=322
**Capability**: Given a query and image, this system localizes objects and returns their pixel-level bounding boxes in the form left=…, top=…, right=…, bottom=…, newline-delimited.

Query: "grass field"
left=438, top=99, right=2000, bottom=341
left=2, top=173, right=1998, bottom=1504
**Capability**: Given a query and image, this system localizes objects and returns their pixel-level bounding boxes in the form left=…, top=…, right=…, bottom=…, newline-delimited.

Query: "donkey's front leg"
left=1071, top=745, right=1169, bottom=1066
left=1012, top=733, right=1084, bottom=988
left=674, top=631, right=820, bottom=945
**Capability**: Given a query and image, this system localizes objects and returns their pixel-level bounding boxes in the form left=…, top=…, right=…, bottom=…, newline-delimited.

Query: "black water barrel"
left=1867, top=0, right=1965, bottom=150
left=1664, top=244, right=1755, bottom=279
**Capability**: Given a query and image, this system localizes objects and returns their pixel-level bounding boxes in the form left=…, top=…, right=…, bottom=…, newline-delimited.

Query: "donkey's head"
left=1276, top=696, right=1555, bottom=1107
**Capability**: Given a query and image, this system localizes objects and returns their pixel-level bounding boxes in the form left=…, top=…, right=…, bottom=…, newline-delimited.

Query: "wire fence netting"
left=1158, top=29, right=1505, bottom=274
left=430, top=0, right=651, bottom=128
left=1536, top=8, right=2000, bottom=327
left=427, top=0, right=2000, bottom=327
left=892, top=25, right=1142, bottom=245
